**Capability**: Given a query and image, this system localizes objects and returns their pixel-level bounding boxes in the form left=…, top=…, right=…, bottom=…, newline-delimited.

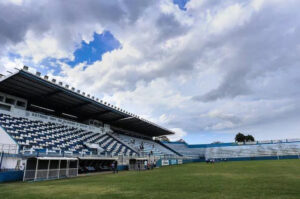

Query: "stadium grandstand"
left=0, top=66, right=300, bottom=183
left=0, top=66, right=181, bottom=182
left=163, top=139, right=300, bottom=161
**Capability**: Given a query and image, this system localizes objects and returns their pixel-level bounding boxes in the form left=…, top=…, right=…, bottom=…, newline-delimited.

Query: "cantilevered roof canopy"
left=0, top=69, right=174, bottom=136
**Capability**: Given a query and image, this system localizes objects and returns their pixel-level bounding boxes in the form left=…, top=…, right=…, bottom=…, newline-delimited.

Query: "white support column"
left=34, top=159, right=39, bottom=181
left=22, top=159, right=27, bottom=182
left=57, top=159, right=61, bottom=179
left=46, top=160, right=51, bottom=179
left=66, top=160, right=69, bottom=177
left=76, top=159, right=79, bottom=177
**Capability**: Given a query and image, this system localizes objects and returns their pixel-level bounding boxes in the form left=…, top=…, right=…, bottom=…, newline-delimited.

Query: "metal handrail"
left=0, top=143, right=18, bottom=154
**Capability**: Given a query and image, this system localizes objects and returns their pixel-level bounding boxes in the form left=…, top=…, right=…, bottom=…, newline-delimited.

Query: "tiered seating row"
left=165, top=141, right=300, bottom=159
left=114, top=133, right=176, bottom=156
left=95, top=134, right=137, bottom=156
left=0, top=113, right=136, bottom=156
left=163, top=142, right=205, bottom=156
left=205, top=143, right=300, bottom=159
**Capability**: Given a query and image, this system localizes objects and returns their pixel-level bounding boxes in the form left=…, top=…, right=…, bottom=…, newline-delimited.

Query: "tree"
left=235, top=132, right=245, bottom=142
left=245, top=135, right=255, bottom=142
left=235, top=132, right=255, bottom=142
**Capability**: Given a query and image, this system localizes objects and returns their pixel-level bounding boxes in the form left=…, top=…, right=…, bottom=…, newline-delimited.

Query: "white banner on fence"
left=161, top=160, right=169, bottom=166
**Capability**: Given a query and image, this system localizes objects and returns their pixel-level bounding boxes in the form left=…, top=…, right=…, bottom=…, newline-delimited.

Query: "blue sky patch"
left=8, top=31, right=121, bottom=76
left=173, top=0, right=189, bottom=11
left=8, top=52, right=21, bottom=59
left=39, top=57, right=62, bottom=75
left=66, top=31, right=120, bottom=67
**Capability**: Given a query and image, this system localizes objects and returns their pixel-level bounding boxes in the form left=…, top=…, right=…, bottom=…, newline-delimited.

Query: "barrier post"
left=0, top=152, right=3, bottom=171
left=46, top=160, right=51, bottom=179
left=76, top=159, right=79, bottom=176
left=34, top=159, right=39, bottom=181
left=57, top=159, right=61, bottom=179
left=23, top=159, right=27, bottom=181
left=66, top=160, right=69, bottom=177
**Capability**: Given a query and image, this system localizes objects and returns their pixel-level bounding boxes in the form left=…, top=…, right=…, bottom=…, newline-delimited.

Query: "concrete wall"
left=0, top=126, right=19, bottom=154
left=0, top=156, right=24, bottom=170
left=0, top=126, right=16, bottom=146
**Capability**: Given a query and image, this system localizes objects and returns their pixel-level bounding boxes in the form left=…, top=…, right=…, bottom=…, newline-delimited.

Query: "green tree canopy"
left=235, top=133, right=255, bottom=142
left=235, top=132, right=245, bottom=142
left=245, top=135, right=255, bottom=142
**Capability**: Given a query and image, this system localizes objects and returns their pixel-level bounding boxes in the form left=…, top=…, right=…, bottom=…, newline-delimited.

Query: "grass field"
left=1, top=159, right=300, bottom=199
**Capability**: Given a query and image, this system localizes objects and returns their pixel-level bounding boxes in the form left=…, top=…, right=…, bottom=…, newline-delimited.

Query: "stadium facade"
left=0, top=66, right=299, bottom=183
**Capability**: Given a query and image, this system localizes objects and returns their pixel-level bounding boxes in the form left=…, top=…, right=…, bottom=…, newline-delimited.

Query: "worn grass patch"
left=0, top=159, right=300, bottom=199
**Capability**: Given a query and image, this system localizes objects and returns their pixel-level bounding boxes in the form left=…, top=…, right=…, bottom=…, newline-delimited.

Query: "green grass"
left=1, top=159, right=300, bottom=199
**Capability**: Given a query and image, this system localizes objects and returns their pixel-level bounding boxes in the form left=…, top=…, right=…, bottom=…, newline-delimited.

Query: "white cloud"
left=167, top=128, right=187, bottom=141
left=211, top=4, right=251, bottom=33
left=15, top=31, right=71, bottom=63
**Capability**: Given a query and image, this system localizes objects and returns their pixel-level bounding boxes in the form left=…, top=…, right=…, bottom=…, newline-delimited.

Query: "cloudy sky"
left=1, top=0, right=300, bottom=144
